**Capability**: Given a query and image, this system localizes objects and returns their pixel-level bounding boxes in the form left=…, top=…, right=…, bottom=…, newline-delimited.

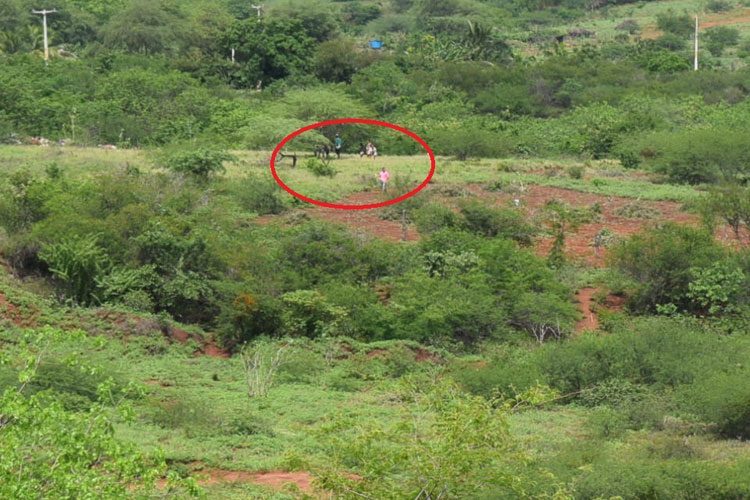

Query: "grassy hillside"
left=4, top=0, right=750, bottom=498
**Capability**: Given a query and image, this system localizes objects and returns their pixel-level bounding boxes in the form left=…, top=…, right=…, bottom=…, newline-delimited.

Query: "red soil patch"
left=258, top=180, right=747, bottom=267
left=257, top=191, right=420, bottom=242
left=700, top=9, right=750, bottom=28
left=575, top=288, right=600, bottom=333
left=413, top=347, right=442, bottom=363
left=642, top=8, right=750, bottom=38
left=163, top=326, right=230, bottom=358
left=0, top=292, right=24, bottom=326
left=155, top=469, right=315, bottom=493
left=366, top=348, right=389, bottom=357
left=468, top=184, right=697, bottom=267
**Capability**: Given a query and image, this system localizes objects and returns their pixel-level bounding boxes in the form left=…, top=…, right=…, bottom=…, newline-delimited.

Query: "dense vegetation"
left=2, top=0, right=750, bottom=183
left=3, top=0, right=750, bottom=499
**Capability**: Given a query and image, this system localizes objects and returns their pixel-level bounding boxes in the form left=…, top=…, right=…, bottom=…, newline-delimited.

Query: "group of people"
left=316, top=134, right=389, bottom=191
left=359, top=141, right=378, bottom=159
left=324, top=134, right=379, bottom=160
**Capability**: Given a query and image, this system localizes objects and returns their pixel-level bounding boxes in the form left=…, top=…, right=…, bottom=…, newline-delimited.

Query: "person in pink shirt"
left=379, top=167, right=390, bottom=192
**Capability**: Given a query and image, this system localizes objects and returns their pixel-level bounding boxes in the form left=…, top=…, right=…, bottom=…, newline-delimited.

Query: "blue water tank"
left=370, top=40, right=382, bottom=49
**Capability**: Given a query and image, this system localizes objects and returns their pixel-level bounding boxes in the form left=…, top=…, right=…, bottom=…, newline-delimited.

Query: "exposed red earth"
left=576, top=287, right=600, bottom=333
left=0, top=292, right=25, bottom=326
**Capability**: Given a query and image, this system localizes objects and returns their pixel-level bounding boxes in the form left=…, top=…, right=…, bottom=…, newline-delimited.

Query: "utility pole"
left=32, top=8, right=57, bottom=65
left=251, top=4, right=263, bottom=20
left=694, top=15, right=699, bottom=71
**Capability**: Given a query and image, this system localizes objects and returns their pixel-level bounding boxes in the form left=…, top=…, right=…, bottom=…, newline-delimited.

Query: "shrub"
left=616, top=149, right=640, bottom=169
left=217, top=292, right=283, bottom=350
left=231, top=175, right=286, bottom=215
left=454, top=352, right=545, bottom=400
left=579, top=377, right=647, bottom=408
left=644, top=128, right=750, bottom=184
left=678, top=368, right=750, bottom=439
left=39, top=235, right=110, bottom=305
left=609, top=223, right=724, bottom=313
left=706, top=0, right=734, bottom=13
left=705, top=26, right=740, bottom=56
left=656, top=11, right=694, bottom=38
left=412, top=202, right=460, bottom=234
left=459, top=199, right=537, bottom=245
left=303, top=157, right=337, bottom=177
left=388, top=272, right=504, bottom=346
left=568, top=166, right=584, bottom=179
left=280, top=290, right=348, bottom=338
left=613, top=201, right=660, bottom=219
left=162, top=148, right=236, bottom=179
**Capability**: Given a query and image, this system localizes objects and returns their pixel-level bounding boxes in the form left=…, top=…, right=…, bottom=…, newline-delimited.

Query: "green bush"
left=579, top=378, right=647, bottom=408
left=459, top=199, right=537, bottom=245
left=705, top=26, right=740, bottom=56
left=568, top=166, right=584, bottom=179
left=412, top=202, right=461, bottom=235
left=281, top=290, right=348, bottom=338
left=706, top=0, right=734, bottom=13
left=39, top=235, right=111, bottom=305
left=610, top=223, right=724, bottom=313
left=230, top=175, right=286, bottom=215
left=162, top=148, right=236, bottom=179
left=643, top=128, right=750, bottom=184
left=678, top=369, right=750, bottom=439
left=304, top=157, right=337, bottom=177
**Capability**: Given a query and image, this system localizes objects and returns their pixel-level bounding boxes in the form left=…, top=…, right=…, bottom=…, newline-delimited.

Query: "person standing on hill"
left=379, top=167, right=390, bottom=192
left=334, top=133, right=343, bottom=159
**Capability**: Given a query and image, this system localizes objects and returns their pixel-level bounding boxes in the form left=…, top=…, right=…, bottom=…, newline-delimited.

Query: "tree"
left=99, top=0, right=185, bottom=54
left=218, top=18, right=315, bottom=87
left=656, top=11, right=694, bottom=38
left=314, top=377, right=526, bottom=499
left=313, top=38, right=377, bottom=83
left=610, top=223, right=724, bottom=313
left=544, top=200, right=592, bottom=268
left=705, top=26, right=740, bottom=57
left=699, top=185, right=750, bottom=248
left=0, top=327, right=200, bottom=499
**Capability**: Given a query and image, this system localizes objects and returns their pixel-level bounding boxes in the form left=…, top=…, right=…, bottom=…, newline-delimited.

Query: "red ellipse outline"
left=270, top=118, right=435, bottom=210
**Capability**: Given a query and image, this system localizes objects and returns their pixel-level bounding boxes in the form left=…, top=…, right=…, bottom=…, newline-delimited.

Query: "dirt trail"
left=575, top=288, right=600, bottom=333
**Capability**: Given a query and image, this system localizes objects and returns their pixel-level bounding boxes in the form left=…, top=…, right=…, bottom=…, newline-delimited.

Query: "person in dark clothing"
left=334, top=134, right=343, bottom=159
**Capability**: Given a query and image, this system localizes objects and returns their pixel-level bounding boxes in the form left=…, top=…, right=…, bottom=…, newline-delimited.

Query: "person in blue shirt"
left=334, top=134, right=343, bottom=159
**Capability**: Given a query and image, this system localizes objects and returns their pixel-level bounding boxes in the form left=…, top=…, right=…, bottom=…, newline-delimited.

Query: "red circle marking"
left=270, top=118, right=435, bottom=210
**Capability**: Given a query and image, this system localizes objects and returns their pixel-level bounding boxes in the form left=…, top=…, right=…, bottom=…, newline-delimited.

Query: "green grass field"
left=0, top=146, right=702, bottom=205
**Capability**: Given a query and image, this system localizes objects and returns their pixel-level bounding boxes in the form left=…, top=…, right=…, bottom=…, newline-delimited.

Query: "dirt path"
left=575, top=288, right=600, bottom=333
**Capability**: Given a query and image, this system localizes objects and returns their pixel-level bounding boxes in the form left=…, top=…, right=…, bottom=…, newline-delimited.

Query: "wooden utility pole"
left=694, top=15, right=699, bottom=71
left=32, top=9, right=57, bottom=65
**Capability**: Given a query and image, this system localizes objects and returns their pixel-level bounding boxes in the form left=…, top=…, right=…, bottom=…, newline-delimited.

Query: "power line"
left=32, top=8, right=57, bottom=65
